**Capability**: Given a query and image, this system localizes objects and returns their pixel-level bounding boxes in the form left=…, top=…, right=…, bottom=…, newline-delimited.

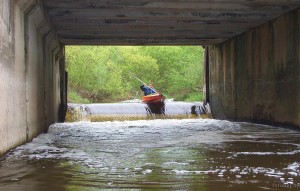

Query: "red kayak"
left=142, top=92, right=165, bottom=103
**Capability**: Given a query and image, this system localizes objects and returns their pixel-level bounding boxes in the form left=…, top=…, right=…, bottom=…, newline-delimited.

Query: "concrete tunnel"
left=0, top=0, right=299, bottom=156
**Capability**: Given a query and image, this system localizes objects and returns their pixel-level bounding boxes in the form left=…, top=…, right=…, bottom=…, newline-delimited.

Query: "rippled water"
left=1, top=119, right=300, bottom=191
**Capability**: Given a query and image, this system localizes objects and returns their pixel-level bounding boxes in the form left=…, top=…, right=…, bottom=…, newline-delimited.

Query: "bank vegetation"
left=66, top=46, right=204, bottom=103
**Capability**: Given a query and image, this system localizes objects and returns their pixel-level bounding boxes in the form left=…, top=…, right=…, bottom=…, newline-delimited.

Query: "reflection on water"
left=1, top=119, right=300, bottom=191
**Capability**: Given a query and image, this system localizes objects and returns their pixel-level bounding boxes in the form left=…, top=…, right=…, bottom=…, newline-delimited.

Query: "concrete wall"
left=208, top=9, right=300, bottom=128
left=0, top=0, right=66, bottom=156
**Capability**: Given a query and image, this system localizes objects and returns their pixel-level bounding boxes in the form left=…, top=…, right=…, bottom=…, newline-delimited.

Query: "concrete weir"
left=1, top=0, right=300, bottom=156
left=65, top=102, right=211, bottom=122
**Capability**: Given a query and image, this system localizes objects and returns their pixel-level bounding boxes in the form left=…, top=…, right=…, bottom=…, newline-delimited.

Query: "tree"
left=65, top=46, right=204, bottom=103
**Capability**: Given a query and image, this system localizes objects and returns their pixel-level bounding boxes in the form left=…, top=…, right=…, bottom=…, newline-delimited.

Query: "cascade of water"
left=65, top=104, right=91, bottom=122
left=65, top=101, right=212, bottom=122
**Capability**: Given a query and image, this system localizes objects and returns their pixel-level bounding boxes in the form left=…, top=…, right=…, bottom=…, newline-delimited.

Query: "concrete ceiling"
left=41, top=0, right=300, bottom=45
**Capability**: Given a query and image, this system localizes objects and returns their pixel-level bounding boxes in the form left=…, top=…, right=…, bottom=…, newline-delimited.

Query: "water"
left=66, top=102, right=210, bottom=122
left=1, top=119, right=300, bottom=191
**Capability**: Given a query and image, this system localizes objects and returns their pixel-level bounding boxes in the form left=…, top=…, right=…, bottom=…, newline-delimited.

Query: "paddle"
left=128, top=72, right=157, bottom=93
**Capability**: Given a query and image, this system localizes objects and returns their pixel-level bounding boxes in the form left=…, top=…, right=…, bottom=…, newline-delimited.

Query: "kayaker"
left=140, top=83, right=156, bottom=96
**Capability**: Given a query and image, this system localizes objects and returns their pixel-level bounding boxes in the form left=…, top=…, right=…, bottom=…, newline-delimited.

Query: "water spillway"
left=66, top=101, right=211, bottom=122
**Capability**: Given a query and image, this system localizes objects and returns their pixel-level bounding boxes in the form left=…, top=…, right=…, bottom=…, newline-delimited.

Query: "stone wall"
left=0, top=0, right=66, bottom=156
left=208, top=9, right=300, bottom=128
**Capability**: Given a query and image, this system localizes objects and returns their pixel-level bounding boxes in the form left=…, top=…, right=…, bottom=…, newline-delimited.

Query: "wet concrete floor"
left=0, top=119, right=300, bottom=191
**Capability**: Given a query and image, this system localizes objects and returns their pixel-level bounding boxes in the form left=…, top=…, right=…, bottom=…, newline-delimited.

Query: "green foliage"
left=184, top=92, right=204, bottom=102
left=68, top=91, right=91, bottom=104
left=65, top=46, right=204, bottom=103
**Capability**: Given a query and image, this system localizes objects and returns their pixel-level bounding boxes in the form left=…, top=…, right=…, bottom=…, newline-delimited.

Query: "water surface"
left=1, top=119, right=300, bottom=190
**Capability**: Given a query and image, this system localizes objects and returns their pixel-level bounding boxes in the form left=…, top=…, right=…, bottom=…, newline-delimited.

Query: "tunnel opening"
left=64, top=45, right=211, bottom=122
left=1, top=2, right=300, bottom=189
left=65, top=46, right=205, bottom=103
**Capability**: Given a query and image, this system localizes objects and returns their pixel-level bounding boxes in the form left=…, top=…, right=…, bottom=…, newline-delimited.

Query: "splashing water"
left=66, top=101, right=212, bottom=122
left=1, top=119, right=300, bottom=190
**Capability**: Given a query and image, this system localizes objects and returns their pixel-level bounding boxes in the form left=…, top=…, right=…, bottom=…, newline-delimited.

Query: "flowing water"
left=1, top=119, right=300, bottom=191
left=65, top=102, right=210, bottom=122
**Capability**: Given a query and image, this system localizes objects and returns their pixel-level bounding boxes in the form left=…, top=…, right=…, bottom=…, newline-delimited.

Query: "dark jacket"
left=140, top=84, right=156, bottom=96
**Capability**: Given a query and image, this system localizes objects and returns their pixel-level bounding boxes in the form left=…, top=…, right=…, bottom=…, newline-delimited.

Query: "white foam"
left=163, top=162, right=189, bottom=166
left=285, top=162, right=300, bottom=171
left=218, top=173, right=224, bottom=177
left=288, top=172, right=298, bottom=176
left=172, top=169, right=223, bottom=175
left=235, top=150, right=300, bottom=156
left=142, top=169, right=152, bottom=174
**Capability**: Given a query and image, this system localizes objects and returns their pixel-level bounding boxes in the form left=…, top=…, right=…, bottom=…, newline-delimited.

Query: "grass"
left=68, top=91, right=91, bottom=104
left=184, top=92, right=204, bottom=102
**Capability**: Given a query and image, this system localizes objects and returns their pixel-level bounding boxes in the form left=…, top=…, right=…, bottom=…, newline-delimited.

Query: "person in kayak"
left=140, top=83, right=157, bottom=96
